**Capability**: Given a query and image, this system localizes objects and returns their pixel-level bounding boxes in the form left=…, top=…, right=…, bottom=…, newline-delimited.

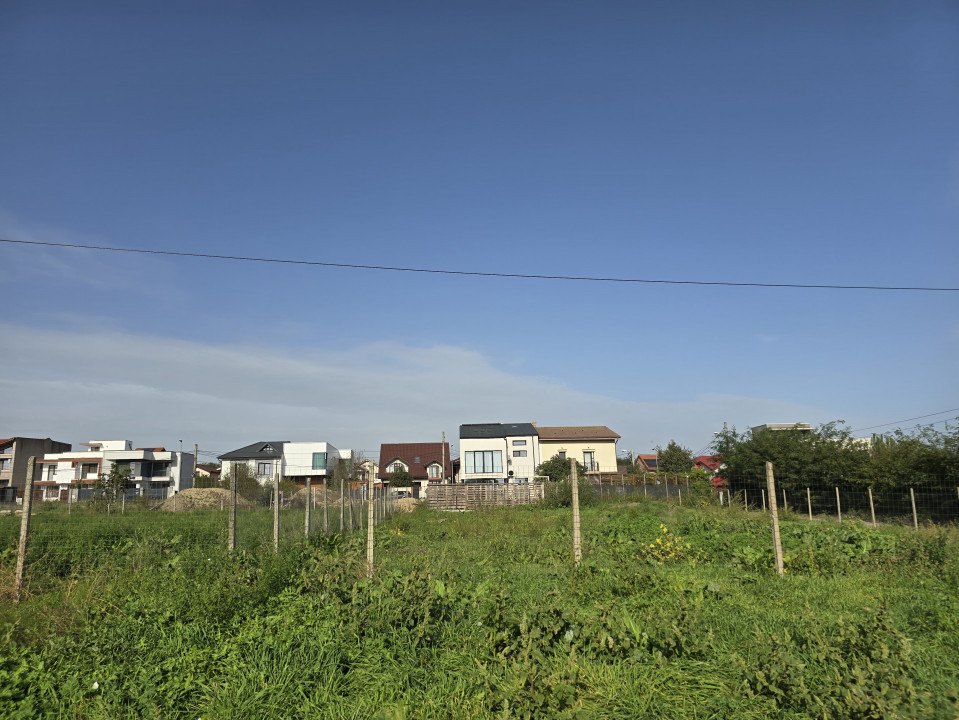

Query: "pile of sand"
left=158, top=487, right=256, bottom=512
left=395, top=498, right=421, bottom=512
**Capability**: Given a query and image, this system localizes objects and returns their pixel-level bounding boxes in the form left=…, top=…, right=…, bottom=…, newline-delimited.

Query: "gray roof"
left=218, top=441, right=288, bottom=460
left=460, top=423, right=538, bottom=439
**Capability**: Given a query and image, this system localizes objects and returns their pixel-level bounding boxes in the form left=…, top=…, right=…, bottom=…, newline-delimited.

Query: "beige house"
left=535, top=426, right=621, bottom=475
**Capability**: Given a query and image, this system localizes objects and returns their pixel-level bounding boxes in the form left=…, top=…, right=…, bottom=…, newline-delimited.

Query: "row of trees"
left=712, top=421, right=959, bottom=490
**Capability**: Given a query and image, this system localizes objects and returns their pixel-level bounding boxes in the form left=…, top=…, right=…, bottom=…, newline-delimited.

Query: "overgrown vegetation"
left=1, top=497, right=957, bottom=718
left=713, top=419, right=959, bottom=490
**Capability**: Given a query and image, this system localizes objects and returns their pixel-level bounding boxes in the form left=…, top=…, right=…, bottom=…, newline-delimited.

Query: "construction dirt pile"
left=395, top=498, right=420, bottom=512
left=287, top=486, right=342, bottom=508
left=158, top=487, right=256, bottom=512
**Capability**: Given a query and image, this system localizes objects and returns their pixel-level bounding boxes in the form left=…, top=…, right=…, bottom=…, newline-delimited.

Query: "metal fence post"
left=14, top=457, right=36, bottom=602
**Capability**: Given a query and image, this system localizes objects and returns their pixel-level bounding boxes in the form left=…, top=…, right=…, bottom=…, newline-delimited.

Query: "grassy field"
left=1, top=496, right=957, bottom=719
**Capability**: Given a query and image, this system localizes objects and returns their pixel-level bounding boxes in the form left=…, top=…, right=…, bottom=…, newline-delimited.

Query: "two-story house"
left=459, top=423, right=541, bottom=484
left=0, top=437, right=72, bottom=502
left=535, top=425, right=620, bottom=476
left=38, top=440, right=195, bottom=501
left=218, top=441, right=350, bottom=487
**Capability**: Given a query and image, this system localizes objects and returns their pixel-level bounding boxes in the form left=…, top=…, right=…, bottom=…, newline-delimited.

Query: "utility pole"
left=441, top=432, right=446, bottom=483
left=193, top=443, right=198, bottom=478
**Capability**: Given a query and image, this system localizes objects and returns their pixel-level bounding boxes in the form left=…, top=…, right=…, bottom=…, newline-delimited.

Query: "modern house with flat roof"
left=0, top=437, right=72, bottom=502
left=38, top=440, right=194, bottom=501
left=459, top=423, right=541, bottom=484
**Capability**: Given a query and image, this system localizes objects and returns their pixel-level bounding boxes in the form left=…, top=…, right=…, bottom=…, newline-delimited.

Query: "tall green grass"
left=1, top=498, right=957, bottom=718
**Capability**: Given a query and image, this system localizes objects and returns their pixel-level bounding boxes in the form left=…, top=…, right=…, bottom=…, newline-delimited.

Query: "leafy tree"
left=220, top=463, right=270, bottom=504
left=655, top=440, right=694, bottom=473
left=94, top=463, right=132, bottom=510
left=389, top=468, right=412, bottom=487
left=536, top=454, right=586, bottom=483
left=711, top=421, right=870, bottom=490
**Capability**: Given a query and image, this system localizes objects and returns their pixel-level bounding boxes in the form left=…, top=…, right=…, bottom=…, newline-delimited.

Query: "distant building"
left=751, top=423, right=813, bottom=433
left=635, top=454, right=659, bottom=473
left=0, top=437, right=72, bottom=502
left=195, top=463, right=221, bottom=479
left=378, top=442, right=451, bottom=483
left=459, top=423, right=541, bottom=484
left=535, top=425, right=621, bottom=475
left=38, top=440, right=194, bottom=502
left=218, top=441, right=350, bottom=487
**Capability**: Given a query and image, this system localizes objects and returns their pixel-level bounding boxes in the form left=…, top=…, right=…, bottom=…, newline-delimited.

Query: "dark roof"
left=218, top=441, right=288, bottom=460
left=377, top=442, right=452, bottom=480
left=460, top=423, right=538, bottom=439
left=536, top=426, right=621, bottom=441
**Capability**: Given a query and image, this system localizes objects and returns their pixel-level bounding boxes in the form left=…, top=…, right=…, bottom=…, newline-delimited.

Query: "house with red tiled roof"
left=377, top=442, right=452, bottom=483
left=693, top=455, right=722, bottom=474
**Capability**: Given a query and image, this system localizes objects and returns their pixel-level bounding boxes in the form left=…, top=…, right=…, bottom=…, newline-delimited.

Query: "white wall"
left=459, top=433, right=540, bottom=483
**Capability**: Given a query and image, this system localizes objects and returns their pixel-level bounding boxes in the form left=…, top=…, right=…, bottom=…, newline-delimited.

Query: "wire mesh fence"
left=1, top=470, right=399, bottom=598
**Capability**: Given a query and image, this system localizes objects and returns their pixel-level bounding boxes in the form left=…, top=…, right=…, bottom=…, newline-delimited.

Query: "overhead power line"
left=850, top=407, right=959, bottom=433
left=3, top=237, right=957, bottom=292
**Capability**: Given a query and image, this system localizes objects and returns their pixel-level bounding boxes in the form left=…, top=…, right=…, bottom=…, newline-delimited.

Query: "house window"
left=312, top=452, right=327, bottom=470
left=414, top=456, right=421, bottom=463
left=388, top=461, right=407, bottom=474
left=512, top=440, right=527, bottom=446
left=257, top=462, right=273, bottom=477
left=464, top=451, right=503, bottom=475
left=47, top=465, right=57, bottom=481
left=427, top=464, right=441, bottom=478
left=558, top=451, right=566, bottom=460
left=583, top=451, right=595, bottom=470
left=0, top=459, right=10, bottom=471
left=512, top=450, right=527, bottom=457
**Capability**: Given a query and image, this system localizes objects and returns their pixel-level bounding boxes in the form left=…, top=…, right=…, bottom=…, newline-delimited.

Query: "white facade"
left=459, top=428, right=541, bottom=484
left=220, top=442, right=349, bottom=485
left=38, top=440, right=194, bottom=501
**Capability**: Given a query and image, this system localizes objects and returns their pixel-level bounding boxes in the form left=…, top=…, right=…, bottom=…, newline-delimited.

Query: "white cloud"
left=0, top=323, right=826, bottom=459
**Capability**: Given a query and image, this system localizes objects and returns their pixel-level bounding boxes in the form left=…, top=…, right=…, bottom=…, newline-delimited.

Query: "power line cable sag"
left=3, top=237, right=957, bottom=292
left=850, top=407, right=959, bottom=433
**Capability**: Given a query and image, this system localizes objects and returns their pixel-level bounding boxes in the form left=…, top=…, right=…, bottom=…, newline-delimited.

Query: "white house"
left=458, top=423, right=541, bottom=484
left=218, top=441, right=350, bottom=486
left=37, top=440, right=195, bottom=501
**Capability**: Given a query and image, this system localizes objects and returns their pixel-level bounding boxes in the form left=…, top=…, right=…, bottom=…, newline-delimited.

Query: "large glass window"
left=427, top=464, right=441, bottom=478
left=257, top=461, right=273, bottom=477
left=312, top=452, right=327, bottom=470
left=511, top=440, right=527, bottom=446
left=465, top=451, right=502, bottom=474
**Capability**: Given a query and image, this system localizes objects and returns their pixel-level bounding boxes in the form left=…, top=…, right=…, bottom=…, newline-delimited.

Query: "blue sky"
left=1, top=1, right=957, bottom=462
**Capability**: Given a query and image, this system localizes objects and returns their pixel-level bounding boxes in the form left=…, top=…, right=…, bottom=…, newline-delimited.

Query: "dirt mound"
left=396, top=498, right=420, bottom=512
left=158, top=487, right=256, bottom=512
left=287, top=486, right=342, bottom=508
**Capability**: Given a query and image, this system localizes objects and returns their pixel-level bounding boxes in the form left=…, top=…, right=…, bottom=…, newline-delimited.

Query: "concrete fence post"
left=228, top=468, right=237, bottom=553
left=868, top=487, right=876, bottom=527
left=366, top=474, right=375, bottom=578
left=910, top=488, right=918, bottom=530
left=806, top=487, right=812, bottom=520
left=570, top=459, right=581, bottom=568
left=305, top=477, right=312, bottom=539
left=14, top=457, right=36, bottom=602
left=765, top=462, right=784, bottom=576
left=835, top=486, right=842, bottom=524
left=273, top=472, right=280, bottom=552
